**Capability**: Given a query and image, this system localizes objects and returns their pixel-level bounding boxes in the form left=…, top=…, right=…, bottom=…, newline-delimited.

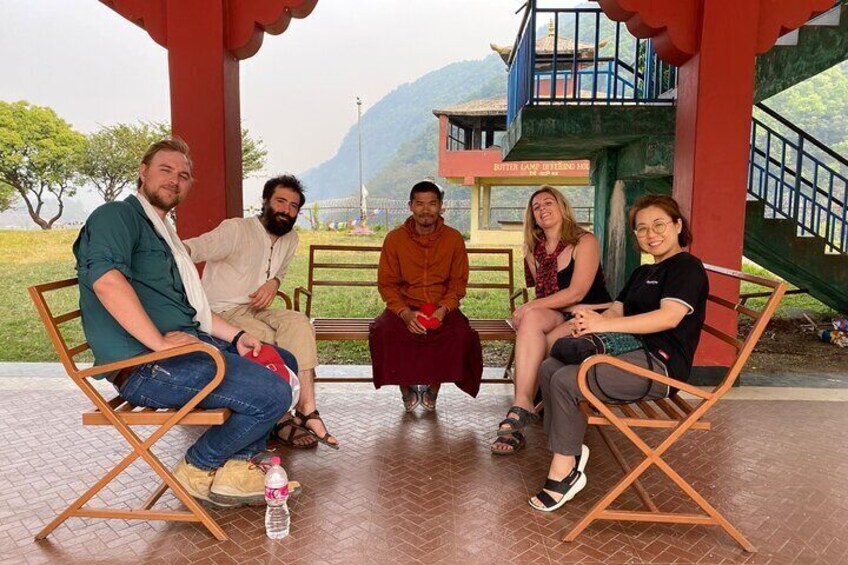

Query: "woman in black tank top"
left=492, top=186, right=612, bottom=455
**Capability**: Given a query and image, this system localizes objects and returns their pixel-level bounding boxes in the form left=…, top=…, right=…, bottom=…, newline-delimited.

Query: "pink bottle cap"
left=269, top=456, right=281, bottom=465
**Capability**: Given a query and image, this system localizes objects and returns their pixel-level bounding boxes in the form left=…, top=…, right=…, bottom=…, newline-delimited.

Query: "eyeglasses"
left=634, top=220, right=675, bottom=238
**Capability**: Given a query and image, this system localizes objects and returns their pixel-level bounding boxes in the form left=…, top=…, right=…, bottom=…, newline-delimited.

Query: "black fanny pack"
left=550, top=332, right=645, bottom=365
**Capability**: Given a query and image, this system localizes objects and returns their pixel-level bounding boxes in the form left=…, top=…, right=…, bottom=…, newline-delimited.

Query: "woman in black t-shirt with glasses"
left=528, top=194, right=708, bottom=512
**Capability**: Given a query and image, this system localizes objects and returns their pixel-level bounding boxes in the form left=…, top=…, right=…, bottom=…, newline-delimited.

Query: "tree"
left=240, top=128, right=267, bottom=178
left=151, top=122, right=267, bottom=179
left=0, top=183, right=14, bottom=212
left=79, top=123, right=158, bottom=202
left=0, top=101, right=85, bottom=229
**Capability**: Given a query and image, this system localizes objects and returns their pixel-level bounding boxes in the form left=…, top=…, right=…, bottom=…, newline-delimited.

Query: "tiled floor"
left=1, top=376, right=847, bottom=564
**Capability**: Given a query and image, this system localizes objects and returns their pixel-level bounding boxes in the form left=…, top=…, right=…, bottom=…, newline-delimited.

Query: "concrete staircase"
left=745, top=199, right=848, bottom=313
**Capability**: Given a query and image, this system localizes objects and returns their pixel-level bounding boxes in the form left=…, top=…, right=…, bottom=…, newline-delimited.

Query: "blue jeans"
left=117, top=334, right=296, bottom=470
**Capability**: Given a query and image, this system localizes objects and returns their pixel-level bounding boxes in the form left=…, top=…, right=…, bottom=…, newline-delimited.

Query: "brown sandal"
left=401, top=386, right=420, bottom=412
left=421, top=387, right=438, bottom=412
left=271, top=416, right=318, bottom=449
left=294, top=410, right=340, bottom=450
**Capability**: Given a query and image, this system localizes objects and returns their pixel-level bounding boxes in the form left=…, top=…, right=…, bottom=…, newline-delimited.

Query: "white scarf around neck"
left=136, top=193, right=213, bottom=334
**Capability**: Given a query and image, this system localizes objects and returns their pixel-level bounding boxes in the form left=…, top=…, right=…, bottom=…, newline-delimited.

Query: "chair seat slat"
left=635, top=400, right=660, bottom=419
left=620, top=404, right=639, bottom=418
left=586, top=414, right=710, bottom=430
left=83, top=408, right=231, bottom=426
left=670, top=394, right=695, bottom=414
left=652, top=398, right=683, bottom=419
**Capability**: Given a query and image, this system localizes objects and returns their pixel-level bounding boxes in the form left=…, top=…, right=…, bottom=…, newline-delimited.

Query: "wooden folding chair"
left=30, top=278, right=233, bottom=541
left=563, top=264, right=786, bottom=552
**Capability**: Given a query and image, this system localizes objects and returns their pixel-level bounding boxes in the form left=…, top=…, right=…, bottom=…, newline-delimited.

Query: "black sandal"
left=490, top=430, right=526, bottom=455
left=270, top=416, right=318, bottom=449
left=497, top=405, right=538, bottom=437
left=528, top=468, right=587, bottom=512
left=293, top=410, right=340, bottom=450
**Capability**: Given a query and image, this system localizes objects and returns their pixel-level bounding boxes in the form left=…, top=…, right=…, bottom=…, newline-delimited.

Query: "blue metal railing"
left=507, top=4, right=678, bottom=124
left=748, top=103, right=848, bottom=253
left=507, top=4, right=535, bottom=124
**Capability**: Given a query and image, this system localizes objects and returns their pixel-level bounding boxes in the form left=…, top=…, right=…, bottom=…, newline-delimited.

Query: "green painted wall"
left=503, top=105, right=676, bottom=162
left=592, top=148, right=673, bottom=297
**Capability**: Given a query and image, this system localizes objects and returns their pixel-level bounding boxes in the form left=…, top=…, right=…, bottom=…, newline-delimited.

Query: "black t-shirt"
left=615, top=252, right=709, bottom=382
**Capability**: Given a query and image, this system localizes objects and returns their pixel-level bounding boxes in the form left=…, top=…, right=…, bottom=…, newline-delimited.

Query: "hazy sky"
left=1, top=1, right=587, bottom=203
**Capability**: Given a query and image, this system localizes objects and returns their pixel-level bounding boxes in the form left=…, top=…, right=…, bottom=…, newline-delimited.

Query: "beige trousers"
left=219, top=304, right=318, bottom=371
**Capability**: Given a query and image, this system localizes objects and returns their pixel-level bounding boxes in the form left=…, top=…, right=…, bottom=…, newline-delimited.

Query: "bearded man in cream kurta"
left=185, top=175, right=338, bottom=450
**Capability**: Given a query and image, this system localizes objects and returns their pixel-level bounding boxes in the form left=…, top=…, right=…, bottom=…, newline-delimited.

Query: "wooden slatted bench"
left=564, top=264, right=786, bottom=552
left=291, top=244, right=524, bottom=383
left=29, top=278, right=232, bottom=541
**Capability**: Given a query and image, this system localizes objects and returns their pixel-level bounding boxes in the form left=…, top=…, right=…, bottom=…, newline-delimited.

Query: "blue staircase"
left=504, top=2, right=848, bottom=313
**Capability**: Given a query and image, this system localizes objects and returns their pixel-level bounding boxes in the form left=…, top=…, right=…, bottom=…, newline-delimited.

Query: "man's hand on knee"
left=248, top=279, right=280, bottom=310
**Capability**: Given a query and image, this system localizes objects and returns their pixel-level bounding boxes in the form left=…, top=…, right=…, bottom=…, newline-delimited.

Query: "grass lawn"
left=0, top=228, right=835, bottom=363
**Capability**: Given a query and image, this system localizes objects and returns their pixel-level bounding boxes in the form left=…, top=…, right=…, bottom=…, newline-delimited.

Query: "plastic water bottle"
left=264, top=456, right=290, bottom=539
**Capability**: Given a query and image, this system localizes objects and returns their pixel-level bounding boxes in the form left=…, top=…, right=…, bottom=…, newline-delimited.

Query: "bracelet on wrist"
left=231, top=330, right=246, bottom=349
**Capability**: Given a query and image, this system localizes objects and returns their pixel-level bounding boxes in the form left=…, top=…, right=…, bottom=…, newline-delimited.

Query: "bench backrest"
left=701, top=264, right=786, bottom=393
left=29, top=278, right=90, bottom=379
left=301, top=244, right=515, bottom=317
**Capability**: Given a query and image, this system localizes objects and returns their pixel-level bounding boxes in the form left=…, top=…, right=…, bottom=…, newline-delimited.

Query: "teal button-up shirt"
left=73, top=195, right=200, bottom=368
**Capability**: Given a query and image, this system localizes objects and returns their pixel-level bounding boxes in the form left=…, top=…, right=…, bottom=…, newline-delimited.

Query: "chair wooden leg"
left=144, top=482, right=170, bottom=510
left=565, top=440, right=756, bottom=553
left=504, top=342, right=516, bottom=381
left=564, top=453, right=654, bottom=543
left=594, top=425, right=658, bottom=513
left=35, top=447, right=142, bottom=540
left=652, top=455, right=756, bottom=552
left=36, top=427, right=228, bottom=542
left=125, top=429, right=229, bottom=541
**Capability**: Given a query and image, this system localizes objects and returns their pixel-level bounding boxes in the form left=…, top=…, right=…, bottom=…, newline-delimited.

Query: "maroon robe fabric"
left=369, top=309, right=483, bottom=397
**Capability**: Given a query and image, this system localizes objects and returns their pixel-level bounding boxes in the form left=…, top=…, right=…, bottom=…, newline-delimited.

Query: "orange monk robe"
left=378, top=216, right=469, bottom=314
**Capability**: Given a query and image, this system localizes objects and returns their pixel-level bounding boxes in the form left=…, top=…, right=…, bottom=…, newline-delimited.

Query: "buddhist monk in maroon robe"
left=369, top=181, right=483, bottom=412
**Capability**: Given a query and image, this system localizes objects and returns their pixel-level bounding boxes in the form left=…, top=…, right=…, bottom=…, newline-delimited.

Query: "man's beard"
left=140, top=183, right=180, bottom=213
left=260, top=205, right=296, bottom=236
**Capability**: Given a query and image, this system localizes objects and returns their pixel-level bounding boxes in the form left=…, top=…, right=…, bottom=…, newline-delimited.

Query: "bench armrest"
left=509, top=288, right=529, bottom=313
left=275, top=290, right=293, bottom=310
left=294, top=286, right=312, bottom=316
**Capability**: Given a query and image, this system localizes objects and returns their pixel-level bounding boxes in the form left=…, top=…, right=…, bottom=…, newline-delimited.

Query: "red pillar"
left=100, top=0, right=317, bottom=237
left=166, top=1, right=243, bottom=238
left=672, top=1, right=760, bottom=366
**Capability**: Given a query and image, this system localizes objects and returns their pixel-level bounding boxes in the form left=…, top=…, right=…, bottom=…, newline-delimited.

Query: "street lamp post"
left=356, top=96, right=365, bottom=222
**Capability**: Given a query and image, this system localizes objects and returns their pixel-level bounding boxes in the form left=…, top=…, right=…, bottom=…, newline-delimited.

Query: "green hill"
left=300, top=54, right=506, bottom=200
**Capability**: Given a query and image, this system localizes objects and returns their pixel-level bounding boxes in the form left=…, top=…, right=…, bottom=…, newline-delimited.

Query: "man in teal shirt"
left=74, top=138, right=296, bottom=507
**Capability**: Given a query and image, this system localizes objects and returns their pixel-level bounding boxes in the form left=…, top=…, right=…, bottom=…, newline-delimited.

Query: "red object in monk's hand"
left=416, top=302, right=442, bottom=330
